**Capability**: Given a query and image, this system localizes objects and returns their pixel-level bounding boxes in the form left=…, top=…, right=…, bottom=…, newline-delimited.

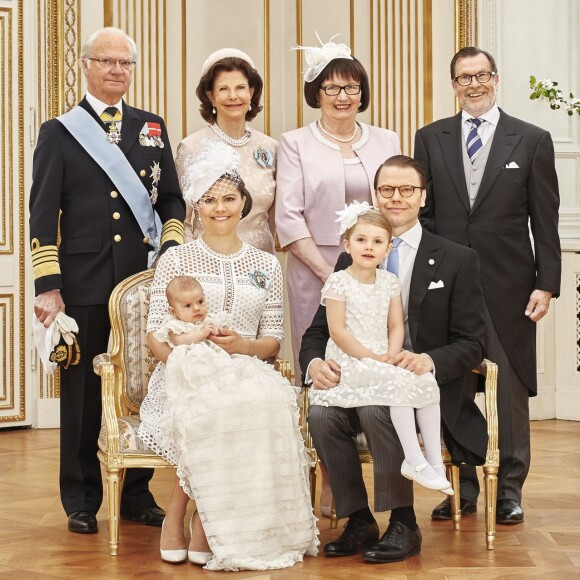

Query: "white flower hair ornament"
left=293, top=32, right=353, bottom=83
left=335, top=200, right=375, bottom=235
left=181, top=139, right=242, bottom=206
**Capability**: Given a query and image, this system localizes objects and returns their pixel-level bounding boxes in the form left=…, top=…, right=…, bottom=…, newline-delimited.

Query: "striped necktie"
left=466, top=117, right=484, bottom=163
left=386, top=237, right=403, bottom=277
left=100, top=106, right=122, bottom=128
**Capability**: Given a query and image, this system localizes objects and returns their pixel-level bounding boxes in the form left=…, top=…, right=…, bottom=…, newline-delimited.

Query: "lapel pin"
left=428, top=259, right=435, bottom=265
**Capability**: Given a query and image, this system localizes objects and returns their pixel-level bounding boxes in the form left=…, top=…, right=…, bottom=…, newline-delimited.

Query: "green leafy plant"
left=529, top=76, right=580, bottom=116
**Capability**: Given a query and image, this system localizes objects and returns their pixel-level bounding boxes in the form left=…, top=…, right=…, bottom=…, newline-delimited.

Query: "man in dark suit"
left=30, top=27, right=185, bottom=534
left=300, top=155, right=487, bottom=563
left=414, top=47, right=561, bottom=525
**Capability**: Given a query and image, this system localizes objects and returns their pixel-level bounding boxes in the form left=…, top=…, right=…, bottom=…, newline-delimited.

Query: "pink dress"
left=275, top=122, right=401, bottom=384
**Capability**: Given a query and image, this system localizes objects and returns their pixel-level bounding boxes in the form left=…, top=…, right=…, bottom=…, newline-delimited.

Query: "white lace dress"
left=138, top=239, right=318, bottom=571
left=309, top=269, right=439, bottom=409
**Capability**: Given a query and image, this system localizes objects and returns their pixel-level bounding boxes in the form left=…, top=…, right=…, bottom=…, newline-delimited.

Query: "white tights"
left=390, top=403, right=444, bottom=478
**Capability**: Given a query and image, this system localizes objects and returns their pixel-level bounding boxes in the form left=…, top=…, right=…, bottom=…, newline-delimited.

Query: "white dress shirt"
left=461, top=104, right=500, bottom=148
left=86, top=92, right=124, bottom=130
left=384, top=221, right=422, bottom=350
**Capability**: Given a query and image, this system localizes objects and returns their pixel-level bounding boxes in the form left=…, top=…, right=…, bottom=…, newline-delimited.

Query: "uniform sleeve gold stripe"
left=33, top=261, right=61, bottom=279
left=160, top=219, right=184, bottom=246
left=31, top=249, right=59, bottom=266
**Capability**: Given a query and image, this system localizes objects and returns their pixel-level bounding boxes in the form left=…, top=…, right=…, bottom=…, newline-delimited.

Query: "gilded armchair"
left=94, top=269, right=315, bottom=556
left=324, top=359, right=499, bottom=550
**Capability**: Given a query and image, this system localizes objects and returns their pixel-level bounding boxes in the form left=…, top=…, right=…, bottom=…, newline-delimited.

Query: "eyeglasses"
left=452, top=71, right=496, bottom=86
left=320, top=84, right=362, bottom=96
left=88, top=57, right=136, bottom=71
left=376, top=185, right=422, bottom=198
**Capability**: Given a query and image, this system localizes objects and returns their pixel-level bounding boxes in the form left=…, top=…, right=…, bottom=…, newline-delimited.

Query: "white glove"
left=53, top=312, right=79, bottom=346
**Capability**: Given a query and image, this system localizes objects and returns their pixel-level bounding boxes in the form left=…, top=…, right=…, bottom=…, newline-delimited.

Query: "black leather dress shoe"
left=431, top=497, right=477, bottom=520
left=496, top=499, right=524, bottom=524
left=68, top=511, right=98, bottom=534
left=121, top=504, right=165, bottom=527
left=363, top=521, right=422, bottom=563
left=323, top=518, right=380, bottom=557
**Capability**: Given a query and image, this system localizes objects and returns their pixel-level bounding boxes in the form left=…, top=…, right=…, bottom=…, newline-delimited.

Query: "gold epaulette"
left=31, top=238, right=61, bottom=279
left=160, top=219, right=184, bottom=246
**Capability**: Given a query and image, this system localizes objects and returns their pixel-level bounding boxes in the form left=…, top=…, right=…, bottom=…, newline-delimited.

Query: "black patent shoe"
left=68, top=511, right=98, bottom=534
left=363, top=521, right=421, bottom=563
left=496, top=499, right=524, bottom=524
left=431, top=497, right=477, bottom=520
left=121, top=504, right=165, bottom=527
left=323, top=518, right=380, bottom=557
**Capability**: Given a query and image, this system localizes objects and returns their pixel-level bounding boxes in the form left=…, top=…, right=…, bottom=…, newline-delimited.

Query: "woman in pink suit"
left=276, top=37, right=400, bottom=390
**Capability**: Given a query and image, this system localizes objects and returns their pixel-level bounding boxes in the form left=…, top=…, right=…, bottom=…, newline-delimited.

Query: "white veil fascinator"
left=181, top=139, right=242, bottom=207
left=201, top=48, right=256, bottom=76
left=335, top=200, right=379, bottom=235
left=293, top=32, right=353, bottom=82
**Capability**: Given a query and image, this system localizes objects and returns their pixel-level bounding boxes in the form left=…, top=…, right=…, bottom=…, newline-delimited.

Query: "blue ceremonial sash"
left=57, top=106, right=160, bottom=256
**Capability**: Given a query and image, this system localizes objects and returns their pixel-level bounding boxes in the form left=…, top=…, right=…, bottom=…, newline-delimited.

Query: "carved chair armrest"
left=93, top=353, right=122, bottom=456
left=93, top=353, right=111, bottom=376
left=473, top=359, right=499, bottom=467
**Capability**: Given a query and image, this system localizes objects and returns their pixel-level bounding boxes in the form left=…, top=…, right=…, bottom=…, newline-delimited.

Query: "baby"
left=156, top=275, right=231, bottom=347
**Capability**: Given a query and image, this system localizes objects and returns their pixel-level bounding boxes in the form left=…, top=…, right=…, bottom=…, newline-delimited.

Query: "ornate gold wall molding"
left=0, top=8, right=14, bottom=255
left=37, top=0, right=80, bottom=121
left=0, top=0, right=25, bottom=423
left=455, top=0, right=477, bottom=51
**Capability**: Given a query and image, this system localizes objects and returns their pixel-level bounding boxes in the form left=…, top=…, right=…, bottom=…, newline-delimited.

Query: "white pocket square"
left=505, top=161, right=519, bottom=169
left=428, top=280, right=444, bottom=290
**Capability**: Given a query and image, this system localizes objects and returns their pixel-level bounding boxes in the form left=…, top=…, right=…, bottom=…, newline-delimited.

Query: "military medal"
left=150, top=161, right=161, bottom=204
left=139, top=122, right=165, bottom=148
left=106, top=122, right=122, bottom=144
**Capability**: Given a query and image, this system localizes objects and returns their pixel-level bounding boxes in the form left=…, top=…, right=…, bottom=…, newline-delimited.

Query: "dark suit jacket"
left=414, top=109, right=561, bottom=394
left=300, top=228, right=488, bottom=465
left=30, top=97, right=185, bottom=305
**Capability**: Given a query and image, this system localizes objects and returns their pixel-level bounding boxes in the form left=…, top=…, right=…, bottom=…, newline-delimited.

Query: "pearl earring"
left=248, top=103, right=252, bottom=111
left=212, top=106, right=216, bottom=115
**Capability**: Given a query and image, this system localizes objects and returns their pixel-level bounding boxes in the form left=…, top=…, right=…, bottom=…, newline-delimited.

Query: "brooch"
left=253, top=147, right=274, bottom=169
left=249, top=269, right=271, bottom=290
left=139, top=122, right=165, bottom=148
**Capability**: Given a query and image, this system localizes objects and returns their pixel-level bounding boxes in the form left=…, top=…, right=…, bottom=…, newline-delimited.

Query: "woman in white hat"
left=177, top=48, right=277, bottom=254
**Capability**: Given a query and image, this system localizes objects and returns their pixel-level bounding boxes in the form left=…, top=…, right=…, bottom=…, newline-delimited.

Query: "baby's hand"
left=202, top=322, right=216, bottom=337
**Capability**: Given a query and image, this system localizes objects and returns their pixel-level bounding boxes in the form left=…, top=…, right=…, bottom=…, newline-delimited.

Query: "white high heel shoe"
left=401, top=460, right=454, bottom=494
left=188, top=510, right=212, bottom=565
left=160, top=519, right=188, bottom=564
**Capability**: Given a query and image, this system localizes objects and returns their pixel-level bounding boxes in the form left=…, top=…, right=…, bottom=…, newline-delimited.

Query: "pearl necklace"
left=317, top=120, right=359, bottom=143
left=210, top=123, right=251, bottom=147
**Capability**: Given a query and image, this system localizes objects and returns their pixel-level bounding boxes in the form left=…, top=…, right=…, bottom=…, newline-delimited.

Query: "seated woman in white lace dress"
left=311, top=203, right=453, bottom=494
left=138, top=141, right=318, bottom=571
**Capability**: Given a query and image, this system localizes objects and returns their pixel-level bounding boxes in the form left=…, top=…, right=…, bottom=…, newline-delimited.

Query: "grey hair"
left=81, top=27, right=138, bottom=62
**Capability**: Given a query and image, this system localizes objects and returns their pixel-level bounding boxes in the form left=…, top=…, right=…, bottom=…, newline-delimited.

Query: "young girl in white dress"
left=139, top=140, right=318, bottom=571
left=310, top=202, right=453, bottom=494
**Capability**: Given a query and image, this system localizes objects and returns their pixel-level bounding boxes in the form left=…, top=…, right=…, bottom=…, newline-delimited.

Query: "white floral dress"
left=310, top=269, right=439, bottom=409
left=138, top=239, right=318, bottom=571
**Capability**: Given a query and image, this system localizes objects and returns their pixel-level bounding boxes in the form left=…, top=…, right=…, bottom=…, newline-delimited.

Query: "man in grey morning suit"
left=300, top=155, right=487, bottom=563
left=414, top=47, right=561, bottom=524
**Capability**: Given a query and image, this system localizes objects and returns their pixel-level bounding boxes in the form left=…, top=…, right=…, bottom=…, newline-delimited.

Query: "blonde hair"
left=344, top=209, right=393, bottom=240
left=166, top=275, right=203, bottom=306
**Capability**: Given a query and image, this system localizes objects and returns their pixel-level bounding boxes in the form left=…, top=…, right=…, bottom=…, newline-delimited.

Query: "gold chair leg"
left=447, top=463, right=461, bottom=530
left=483, top=463, right=498, bottom=550
left=310, top=465, right=317, bottom=508
left=330, top=498, right=338, bottom=529
left=105, top=467, right=123, bottom=556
